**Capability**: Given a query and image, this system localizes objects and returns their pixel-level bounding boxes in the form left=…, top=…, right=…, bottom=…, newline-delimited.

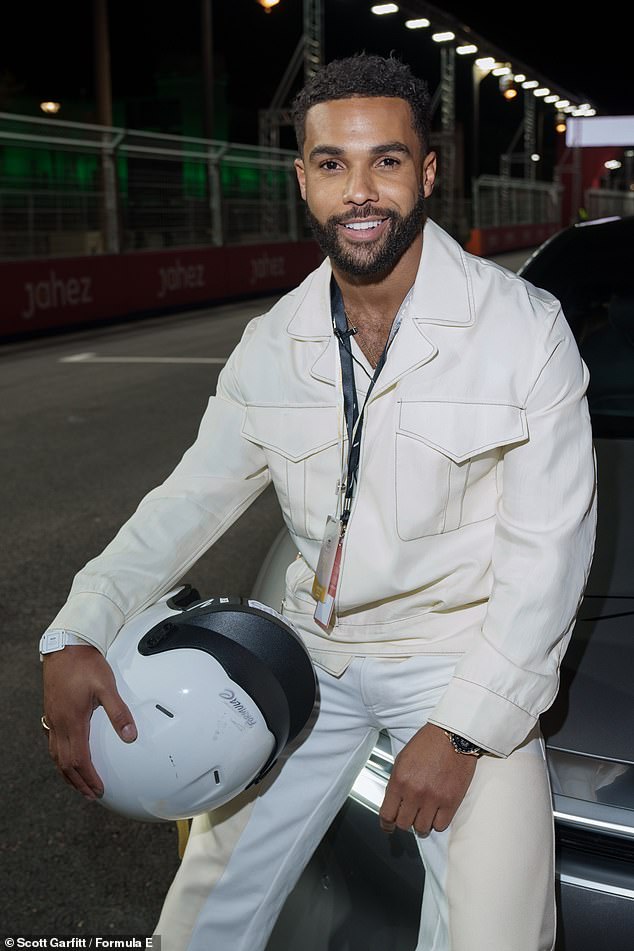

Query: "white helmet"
left=89, top=588, right=316, bottom=822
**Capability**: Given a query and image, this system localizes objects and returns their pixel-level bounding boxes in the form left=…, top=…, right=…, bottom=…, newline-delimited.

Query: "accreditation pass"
left=312, top=515, right=344, bottom=632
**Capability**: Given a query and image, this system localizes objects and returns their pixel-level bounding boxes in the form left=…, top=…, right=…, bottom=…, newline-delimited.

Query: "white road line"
left=60, top=353, right=228, bottom=365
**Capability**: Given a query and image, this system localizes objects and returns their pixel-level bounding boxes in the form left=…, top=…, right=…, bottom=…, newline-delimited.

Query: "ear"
left=294, top=158, right=307, bottom=201
left=422, top=151, right=437, bottom=198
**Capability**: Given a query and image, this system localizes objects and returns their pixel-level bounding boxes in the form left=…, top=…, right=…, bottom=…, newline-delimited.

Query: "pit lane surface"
left=2, top=248, right=531, bottom=936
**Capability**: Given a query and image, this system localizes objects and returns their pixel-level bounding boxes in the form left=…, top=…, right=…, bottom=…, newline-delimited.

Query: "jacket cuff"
left=44, top=592, right=125, bottom=656
left=427, top=676, right=538, bottom=757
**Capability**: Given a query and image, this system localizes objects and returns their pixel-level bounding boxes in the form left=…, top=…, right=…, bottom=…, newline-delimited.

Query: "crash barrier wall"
left=465, top=221, right=559, bottom=257
left=0, top=239, right=324, bottom=338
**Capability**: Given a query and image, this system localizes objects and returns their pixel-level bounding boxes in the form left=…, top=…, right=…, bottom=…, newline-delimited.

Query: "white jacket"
left=46, top=220, right=596, bottom=756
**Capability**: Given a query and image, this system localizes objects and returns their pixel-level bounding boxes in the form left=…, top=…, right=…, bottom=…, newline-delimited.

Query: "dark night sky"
left=1, top=1, right=630, bottom=139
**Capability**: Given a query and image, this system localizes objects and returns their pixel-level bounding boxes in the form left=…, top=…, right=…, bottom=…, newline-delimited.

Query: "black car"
left=257, top=216, right=634, bottom=951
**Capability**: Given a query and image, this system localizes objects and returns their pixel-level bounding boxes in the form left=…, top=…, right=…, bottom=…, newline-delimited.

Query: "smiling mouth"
left=342, top=219, right=387, bottom=232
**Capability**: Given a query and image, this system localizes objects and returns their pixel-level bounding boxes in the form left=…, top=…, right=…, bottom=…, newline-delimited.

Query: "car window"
left=521, top=219, right=634, bottom=438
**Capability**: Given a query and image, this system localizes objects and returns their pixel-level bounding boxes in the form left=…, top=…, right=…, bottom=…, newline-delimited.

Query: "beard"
left=306, top=190, right=426, bottom=279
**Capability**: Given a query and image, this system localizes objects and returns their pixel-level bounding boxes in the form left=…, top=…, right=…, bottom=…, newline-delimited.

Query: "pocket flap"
left=243, top=404, right=339, bottom=462
left=398, top=400, right=527, bottom=463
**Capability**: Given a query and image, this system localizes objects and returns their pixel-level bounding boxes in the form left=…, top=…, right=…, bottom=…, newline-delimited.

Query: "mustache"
left=331, top=207, right=396, bottom=225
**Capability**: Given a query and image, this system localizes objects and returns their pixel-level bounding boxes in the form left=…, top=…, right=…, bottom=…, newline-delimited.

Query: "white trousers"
left=156, top=656, right=555, bottom=951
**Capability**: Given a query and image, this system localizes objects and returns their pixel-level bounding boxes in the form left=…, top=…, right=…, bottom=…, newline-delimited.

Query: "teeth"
left=344, top=220, right=382, bottom=231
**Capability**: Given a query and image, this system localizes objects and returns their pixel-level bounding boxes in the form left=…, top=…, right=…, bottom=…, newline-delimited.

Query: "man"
left=41, top=54, right=596, bottom=950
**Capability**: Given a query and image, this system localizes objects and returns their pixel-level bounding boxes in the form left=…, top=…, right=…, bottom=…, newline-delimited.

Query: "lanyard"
left=331, top=280, right=390, bottom=527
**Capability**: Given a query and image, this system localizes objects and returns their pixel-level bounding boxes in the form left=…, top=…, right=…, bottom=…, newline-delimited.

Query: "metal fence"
left=4, top=111, right=627, bottom=262
left=0, top=112, right=308, bottom=259
left=471, top=175, right=563, bottom=229
left=585, top=187, right=634, bottom=221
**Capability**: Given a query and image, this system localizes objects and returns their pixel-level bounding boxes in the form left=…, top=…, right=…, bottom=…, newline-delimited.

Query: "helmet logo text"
left=219, top=689, right=257, bottom=728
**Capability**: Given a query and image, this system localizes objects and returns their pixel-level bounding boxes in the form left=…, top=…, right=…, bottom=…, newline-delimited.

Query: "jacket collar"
left=285, top=219, right=475, bottom=389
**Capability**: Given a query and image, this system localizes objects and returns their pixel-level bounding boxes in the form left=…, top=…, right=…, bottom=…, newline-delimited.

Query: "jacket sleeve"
left=428, top=302, right=597, bottom=756
left=44, top=319, right=270, bottom=655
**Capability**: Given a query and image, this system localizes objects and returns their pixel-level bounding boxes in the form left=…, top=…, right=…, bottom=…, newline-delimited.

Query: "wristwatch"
left=39, top=629, right=90, bottom=660
left=444, top=731, right=482, bottom=758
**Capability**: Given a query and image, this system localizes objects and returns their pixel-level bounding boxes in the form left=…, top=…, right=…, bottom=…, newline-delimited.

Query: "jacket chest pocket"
left=242, top=404, right=340, bottom=541
left=395, top=400, right=527, bottom=540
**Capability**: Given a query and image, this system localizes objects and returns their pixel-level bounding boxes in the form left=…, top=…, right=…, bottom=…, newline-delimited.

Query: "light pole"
left=92, top=0, right=120, bottom=253
left=201, top=0, right=214, bottom=140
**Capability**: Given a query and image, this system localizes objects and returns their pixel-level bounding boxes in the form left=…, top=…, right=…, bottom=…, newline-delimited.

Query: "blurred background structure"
left=0, top=0, right=632, bottom=335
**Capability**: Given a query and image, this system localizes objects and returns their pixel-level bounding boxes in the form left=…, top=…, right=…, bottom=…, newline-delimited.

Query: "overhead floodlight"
left=405, top=17, right=430, bottom=28
left=475, top=56, right=496, bottom=70
left=40, top=101, right=61, bottom=114
left=256, top=0, right=280, bottom=10
left=605, top=160, right=622, bottom=170
left=544, top=95, right=559, bottom=103
left=531, top=153, right=541, bottom=162
left=534, top=87, right=550, bottom=97
left=371, top=3, right=398, bottom=13
left=432, top=31, right=455, bottom=42
left=522, top=80, right=539, bottom=89
left=492, top=66, right=511, bottom=76
left=556, top=99, right=570, bottom=109
left=457, top=43, right=478, bottom=54
left=499, top=73, right=518, bottom=100
left=514, top=74, right=526, bottom=83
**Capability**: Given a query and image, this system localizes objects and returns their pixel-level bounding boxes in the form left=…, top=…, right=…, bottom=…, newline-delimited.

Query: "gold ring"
left=41, top=715, right=51, bottom=732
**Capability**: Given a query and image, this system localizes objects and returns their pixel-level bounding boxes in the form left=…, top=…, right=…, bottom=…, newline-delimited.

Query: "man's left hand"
left=379, top=723, right=477, bottom=835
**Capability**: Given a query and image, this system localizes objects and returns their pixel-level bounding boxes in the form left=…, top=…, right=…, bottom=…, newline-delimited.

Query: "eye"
left=320, top=159, right=342, bottom=171
left=377, top=156, right=401, bottom=168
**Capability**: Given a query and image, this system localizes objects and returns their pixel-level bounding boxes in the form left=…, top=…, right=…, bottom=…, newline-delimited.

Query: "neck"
left=332, top=231, right=422, bottom=329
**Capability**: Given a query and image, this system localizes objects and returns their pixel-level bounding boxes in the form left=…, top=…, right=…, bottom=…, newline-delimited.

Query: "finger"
left=48, top=713, right=105, bottom=799
left=432, top=806, right=456, bottom=833
left=379, top=782, right=403, bottom=833
left=413, top=806, right=438, bottom=837
left=393, top=800, right=419, bottom=832
left=98, top=683, right=137, bottom=744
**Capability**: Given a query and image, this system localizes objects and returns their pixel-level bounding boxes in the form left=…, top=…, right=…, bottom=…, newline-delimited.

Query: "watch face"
left=451, top=734, right=480, bottom=754
left=41, top=632, right=64, bottom=653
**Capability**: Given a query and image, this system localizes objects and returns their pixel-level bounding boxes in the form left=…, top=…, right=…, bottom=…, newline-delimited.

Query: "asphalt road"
left=1, top=247, right=532, bottom=939
left=2, top=297, right=287, bottom=937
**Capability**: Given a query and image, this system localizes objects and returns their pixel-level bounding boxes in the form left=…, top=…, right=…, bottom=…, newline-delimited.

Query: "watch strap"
left=39, top=629, right=90, bottom=658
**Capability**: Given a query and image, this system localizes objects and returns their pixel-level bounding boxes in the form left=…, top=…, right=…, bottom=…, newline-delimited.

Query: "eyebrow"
left=308, top=141, right=412, bottom=162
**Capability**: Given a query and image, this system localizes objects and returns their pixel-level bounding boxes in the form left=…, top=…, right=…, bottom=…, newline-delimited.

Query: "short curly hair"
left=291, top=53, right=431, bottom=155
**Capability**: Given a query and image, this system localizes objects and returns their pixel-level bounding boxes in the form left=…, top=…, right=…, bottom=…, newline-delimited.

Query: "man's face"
left=294, top=97, right=436, bottom=278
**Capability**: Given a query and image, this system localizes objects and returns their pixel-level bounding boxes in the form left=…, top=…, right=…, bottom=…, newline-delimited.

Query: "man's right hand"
left=42, top=645, right=137, bottom=801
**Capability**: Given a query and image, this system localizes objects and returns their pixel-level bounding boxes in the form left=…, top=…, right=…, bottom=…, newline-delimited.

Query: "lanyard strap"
left=331, top=280, right=390, bottom=525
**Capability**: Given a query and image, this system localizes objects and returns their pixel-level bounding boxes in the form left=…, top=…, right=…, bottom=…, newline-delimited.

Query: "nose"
left=343, top=165, right=379, bottom=206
